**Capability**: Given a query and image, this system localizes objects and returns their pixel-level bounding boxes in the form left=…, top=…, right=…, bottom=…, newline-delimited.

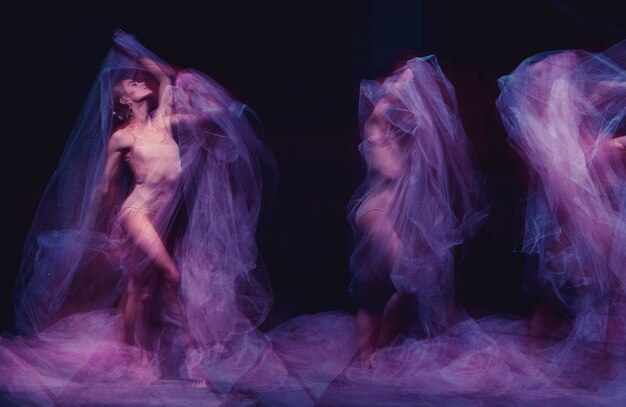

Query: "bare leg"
left=122, top=211, right=181, bottom=283
left=123, top=277, right=143, bottom=346
left=120, top=210, right=214, bottom=388
left=355, top=310, right=380, bottom=370
left=528, top=286, right=567, bottom=353
left=378, top=292, right=409, bottom=347
left=121, top=210, right=182, bottom=346
left=122, top=271, right=156, bottom=370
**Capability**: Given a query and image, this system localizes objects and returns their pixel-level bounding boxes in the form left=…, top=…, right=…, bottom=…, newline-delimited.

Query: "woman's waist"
left=121, top=188, right=176, bottom=211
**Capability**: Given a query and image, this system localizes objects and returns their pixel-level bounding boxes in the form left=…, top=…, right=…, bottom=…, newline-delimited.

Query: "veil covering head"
left=7, top=32, right=275, bottom=388
left=497, top=40, right=626, bottom=371
left=349, top=56, right=488, bottom=336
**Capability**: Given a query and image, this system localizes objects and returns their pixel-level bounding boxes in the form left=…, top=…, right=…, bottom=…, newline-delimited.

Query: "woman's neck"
left=130, top=100, right=150, bottom=126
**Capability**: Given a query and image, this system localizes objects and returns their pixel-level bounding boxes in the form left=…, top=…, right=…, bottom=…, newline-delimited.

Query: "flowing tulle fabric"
left=243, top=57, right=496, bottom=406
left=497, top=40, right=626, bottom=388
left=259, top=53, right=626, bottom=406
left=5, top=35, right=626, bottom=406
left=169, top=69, right=277, bottom=389
left=348, top=56, right=489, bottom=335
left=1, top=33, right=277, bottom=404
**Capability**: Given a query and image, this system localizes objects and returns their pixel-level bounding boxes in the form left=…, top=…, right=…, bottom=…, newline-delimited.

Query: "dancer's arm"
left=90, top=129, right=133, bottom=230
left=113, top=30, right=175, bottom=113
left=96, top=129, right=133, bottom=202
left=137, top=56, right=175, bottom=110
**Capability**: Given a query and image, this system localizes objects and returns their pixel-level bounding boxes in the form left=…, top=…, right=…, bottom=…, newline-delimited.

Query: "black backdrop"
left=3, top=0, right=625, bottom=333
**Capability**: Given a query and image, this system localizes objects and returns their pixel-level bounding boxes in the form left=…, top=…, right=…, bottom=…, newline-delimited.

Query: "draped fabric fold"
left=497, top=40, right=626, bottom=379
left=349, top=56, right=489, bottom=335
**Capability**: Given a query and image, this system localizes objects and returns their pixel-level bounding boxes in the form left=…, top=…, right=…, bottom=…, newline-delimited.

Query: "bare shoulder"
left=109, top=128, right=134, bottom=151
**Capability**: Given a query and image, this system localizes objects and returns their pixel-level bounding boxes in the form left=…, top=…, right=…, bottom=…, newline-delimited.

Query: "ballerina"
left=95, top=32, right=189, bottom=359
left=2, top=30, right=275, bottom=403
left=349, top=56, right=488, bottom=368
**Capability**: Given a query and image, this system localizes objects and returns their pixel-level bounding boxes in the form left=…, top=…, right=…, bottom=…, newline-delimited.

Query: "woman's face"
left=119, top=79, right=152, bottom=103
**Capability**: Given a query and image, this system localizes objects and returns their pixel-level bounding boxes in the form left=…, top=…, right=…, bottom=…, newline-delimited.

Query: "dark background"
left=3, top=0, right=625, bottom=333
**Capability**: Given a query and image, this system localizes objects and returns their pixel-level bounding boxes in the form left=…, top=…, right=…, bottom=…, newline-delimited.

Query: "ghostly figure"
left=349, top=57, right=488, bottom=367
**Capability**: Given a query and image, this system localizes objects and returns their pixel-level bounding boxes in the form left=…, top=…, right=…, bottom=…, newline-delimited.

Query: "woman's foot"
left=358, top=349, right=375, bottom=370
left=128, top=348, right=158, bottom=383
left=192, top=379, right=210, bottom=388
left=185, top=348, right=215, bottom=389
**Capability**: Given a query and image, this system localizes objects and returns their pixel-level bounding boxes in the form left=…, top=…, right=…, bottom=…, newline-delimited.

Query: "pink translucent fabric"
left=256, top=52, right=626, bottom=405
left=348, top=56, right=489, bottom=335
left=497, top=40, right=626, bottom=379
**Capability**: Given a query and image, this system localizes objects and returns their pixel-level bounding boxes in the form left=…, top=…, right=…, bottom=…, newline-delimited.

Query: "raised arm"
left=113, top=30, right=176, bottom=114
left=89, top=129, right=133, bottom=231
left=137, top=56, right=175, bottom=111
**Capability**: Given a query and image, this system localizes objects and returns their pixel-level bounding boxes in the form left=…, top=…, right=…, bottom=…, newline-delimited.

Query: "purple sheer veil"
left=497, top=40, right=626, bottom=374
left=349, top=56, right=489, bottom=336
left=6, top=31, right=276, bottom=393
left=171, top=70, right=275, bottom=352
left=13, top=34, right=160, bottom=335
